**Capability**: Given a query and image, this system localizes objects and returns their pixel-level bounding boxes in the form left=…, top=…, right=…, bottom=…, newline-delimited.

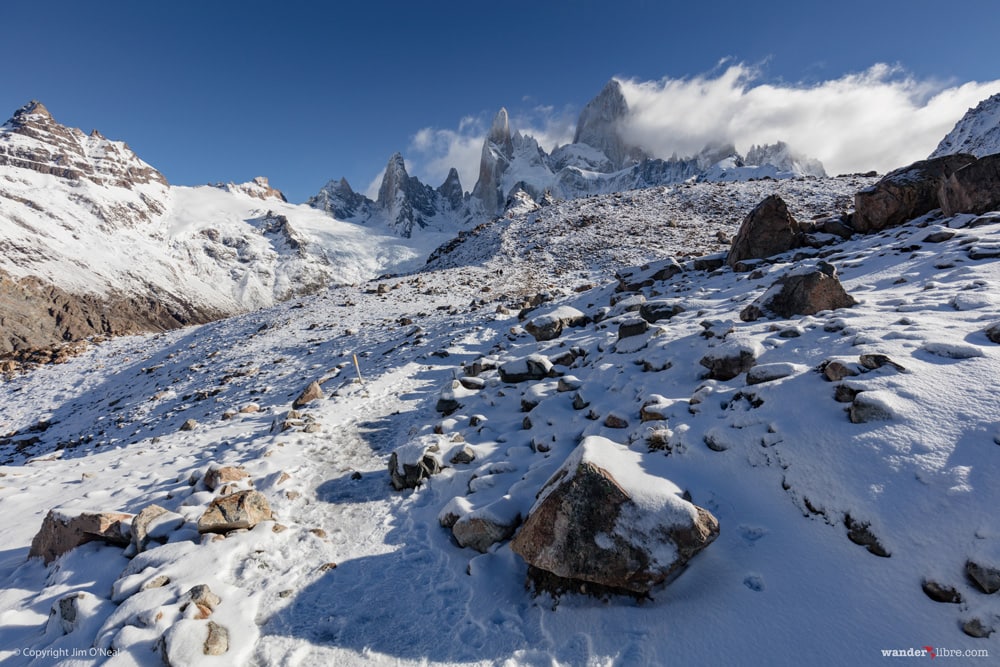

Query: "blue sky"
left=3, top=0, right=999, bottom=202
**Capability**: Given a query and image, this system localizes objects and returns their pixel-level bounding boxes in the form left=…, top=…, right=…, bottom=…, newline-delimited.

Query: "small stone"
left=318, top=562, right=338, bottom=573
left=141, top=575, right=171, bottom=591
left=197, top=491, right=273, bottom=534
left=180, top=419, right=198, bottom=432
left=182, top=584, right=222, bottom=612
left=966, top=559, right=1000, bottom=594
left=844, top=515, right=890, bottom=557
left=310, top=528, right=328, bottom=539
left=603, top=413, right=629, bottom=429
left=449, top=445, right=476, bottom=465
left=985, top=322, right=1000, bottom=344
left=204, top=621, right=229, bottom=656
left=921, top=579, right=962, bottom=604
left=859, top=353, right=906, bottom=372
left=204, top=466, right=250, bottom=491
left=820, top=359, right=860, bottom=382
left=962, top=617, right=994, bottom=639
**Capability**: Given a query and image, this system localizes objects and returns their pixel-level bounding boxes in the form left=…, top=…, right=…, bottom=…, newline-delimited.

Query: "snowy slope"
left=931, top=93, right=1000, bottom=159
left=1, top=178, right=997, bottom=665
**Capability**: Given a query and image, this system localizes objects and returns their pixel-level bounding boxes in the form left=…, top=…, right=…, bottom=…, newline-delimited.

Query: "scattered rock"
left=966, top=559, right=1000, bottom=594
left=962, top=617, right=994, bottom=639
left=638, top=300, right=685, bottom=324
left=292, top=381, right=324, bottom=409
left=204, top=466, right=250, bottom=491
left=131, top=504, right=185, bottom=553
left=181, top=584, right=222, bottom=613
left=452, top=500, right=521, bottom=553
left=197, top=491, right=273, bottom=534
left=180, top=419, right=198, bottom=432
left=510, top=436, right=719, bottom=596
left=986, top=323, right=1000, bottom=344
left=46, top=592, right=98, bottom=635
left=204, top=620, right=229, bottom=656
left=859, top=353, right=906, bottom=372
left=938, top=153, right=1000, bottom=216
left=740, top=265, right=856, bottom=321
left=699, top=339, right=764, bottom=381
left=727, top=195, right=802, bottom=269
left=616, top=257, right=684, bottom=291
left=449, top=444, right=476, bottom=465
left=524, top=306, right=589, bottom=342
left=844, top=514, right=890, bottom=557
left=692, top=253, right=726, bottom=272
left=239, top=403, right=260, bottom=414
left=819, top=358, right=861, bottom=382
left=921, top=579, right=962, bottom=603
left=849, top=391, right=897, bottom=423
left=29, top=509, right=132, bottom=564
left=640, top=396, right=671, bottom=422
left=458, top=376, right=486, bottom=391
left=853, top=154, right=977, bottom=233
left=603, top=413, right=629, bottom=429
left=499, top=354, right=553, bottom=383
left=746, top=362, right=806, bottom=386
left=389, top=436, right=443, bottom=490
left=557, top=375, right=582, bottom=392
left=617, top=317, right=649, bottom=340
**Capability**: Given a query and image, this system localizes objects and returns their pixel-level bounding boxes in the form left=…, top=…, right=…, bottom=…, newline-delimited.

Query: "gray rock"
left=938, top=153, right=1000, bottom=216
left=616, top=257, right=684, bottom=292
left=727, top=195, right=801, bottom=269
left=853, top=154, right=976, bottom=233
left=499, top=354, right=553, bottom=383
left=292, top=381, right=324, bottom=409
left=740, top=266, right=856, bottom=321
left=639, top=300, right=685, bottom=324
left=131, top=504, right=185, bottom=553
left=844, top=514, right=890, bottom=557
left=986, top=322, right=1000, bottom=344
left=921, top=579, right=962, bottom=603
left=617, top=316, right=649, bottom=340
left=29, top=509, right=132, bottom=564
left=510, top=436, right=719, bottom=596
left=966, top=559, right=1000, bottom=594
left=525, top=306, right=589, bottom=342
left=699, top=339, right=763, bottom=381
left=197, top=491, right=273, bottom=534
left=389, top=438, right=443, bottom=490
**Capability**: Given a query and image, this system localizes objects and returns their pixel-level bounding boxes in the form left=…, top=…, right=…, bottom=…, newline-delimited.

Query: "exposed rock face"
left=930, top=92, right=1000, bottom=159
left=740, top=264, right=856, bottom=321
left=197, top=491, right=273, bottom=534
left=511, top=436, right=719, bottom=595
left=573, top=80, right=647, bottom=170
left=472, top=109, right=515, bottom=217
left=376, top=153, right=443, bottom=237
left=0, top=101, right=167, bottom=188
left=29, top=509, right=132, bottom=564
left=726, top=195, right=801, bottom=269
left=306, top=177, right=373, bottom=220
left=853, top=154, right=977, bottom=233
left=938, top=154, right=1000, bottom=216
left=216, top=176, right=287, bottom=201
left=438, top=167, right=465, bottom=210
left=0, top=270, right=222, bottom=356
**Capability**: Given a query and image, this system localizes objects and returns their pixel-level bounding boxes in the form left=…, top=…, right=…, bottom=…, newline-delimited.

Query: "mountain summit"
left=930, top=92, right=1000, bottom=159
left=572, top=79, right=647, bottom=169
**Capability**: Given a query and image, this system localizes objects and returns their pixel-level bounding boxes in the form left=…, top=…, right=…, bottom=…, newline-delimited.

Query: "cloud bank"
left=399, top=63, right=1000, bottom=196
left=619, top=63, right=1000, bottom=175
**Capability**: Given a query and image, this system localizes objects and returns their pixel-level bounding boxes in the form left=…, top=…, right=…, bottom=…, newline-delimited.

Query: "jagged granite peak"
left=745, top=142, right=827, bottom=177
left=930, top=92, right=1000, bottom=159
left=438, top=167, right=464, bottom=209
left=472, top=108, right=516, bottom=217
left=573, top=79, right=647, bottom=169
left=307, top=177, right=373, bottom=221
left=374, top=152, right=445, bottom=237
left=0, top=100, right=167, bottom=190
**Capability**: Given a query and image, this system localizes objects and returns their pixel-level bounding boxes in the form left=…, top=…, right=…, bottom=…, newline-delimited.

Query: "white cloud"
left=617, top=64, right=1000, bottom=175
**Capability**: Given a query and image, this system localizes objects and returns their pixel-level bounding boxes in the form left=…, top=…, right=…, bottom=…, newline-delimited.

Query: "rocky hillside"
left=1, top=162, right=998, bottom=664
left=931, top=92, right=1000, bottom=159
left=0, top=102, right=422, bottom=358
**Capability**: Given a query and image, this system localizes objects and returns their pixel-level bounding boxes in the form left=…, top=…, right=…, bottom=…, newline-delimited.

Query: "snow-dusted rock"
left=204, top=466, right=251, bottom=492
left=132, top=504, right=186, bottom=553
left=966, top=559, right=1000, bottom=594
left=853, top=154, right=976, bottom=233
left=499, top=354, right=553, bottom=383
left=921, top=579, right=963, bottom=604
left=29, top=509, right=132, bottom=564
left=510, top=436, right=719, bottom=595
left=699, top=338, right=764, bottom=381
left=196, top=491, right=273, bottom=534
left=746, top=362, right=807, bottom=385
left=45, top=591, right=104, bottom=636
left=524, top=305, right=589, bottom=341
left=849, top=391, right=898, bottom=424
left=740, top=264, right=856, bottom=321
left=389, top=435, right=444, bottom=490
left=292, top=380, right=324, bottom=408
left=639, top=300, right=685, bottom=324
left=616, top=257, right=684, bottom=292
left=819, top=358, right=862, bottom=382
left=931, top=92, right=1000, bottom=159
left=726, top=195, right=801, bottom=269
left=452, top=497, right=521, bottom=553
left=986, top=322, right=1000, bottom=344
left=938, top=153, right=1000, bottom=217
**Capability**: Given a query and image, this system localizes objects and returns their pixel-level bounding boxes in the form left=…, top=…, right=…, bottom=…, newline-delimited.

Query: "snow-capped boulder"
left=616, top=257, right=684, bottom=292
left=638, top=300, right=685, bottom=324
left=389, top=435, right=444, bottom=490
left=29, top=509, right=132, bottom=564
left=524, top=305, right=589, bottom=341
left=938, top=153, right=1000, bottom=216
left=986, top=322, right=1000, bottom=344
left=740, top=264, right=856, bottom=321
left=699, top=338, right=764, bottom=381
left=853, top=154, right=977, bottom=233
left=966, top=558, right=1000, bottom=594
left=499, top=354, right=553, bottom=383
left=726, top=195, right=801, bottom=269
left=196, top=491, right=273, bottom=534
left=510, top=436, right=719, bottom=595
left=451, top=497, right=521, bottom=553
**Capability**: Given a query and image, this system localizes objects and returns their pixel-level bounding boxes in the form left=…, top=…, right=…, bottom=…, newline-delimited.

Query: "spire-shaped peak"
left=20, top=100, right=52, bottom=119
left=489, top=108, right=511, bottom=144
left=573, top=79, right=645, bottom=169
left=377, top=152, right=412, bottom=210
left=438, top=167, right=464, bottom=209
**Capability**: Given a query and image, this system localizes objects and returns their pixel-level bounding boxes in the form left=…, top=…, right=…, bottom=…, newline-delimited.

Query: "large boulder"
left=498, top=354, right=553, bottom=383
left=197, top=491, right=273, bottom=534
left=726, top=195, right=802, bottom=269
left=510, top=436, right=719, bottom=596
left=524, top=306, right=589, bottom=342
left=29, top=509, right=132, bottom=564
left=131, top=504, right=185, bottom=553
left=853, top=154, right=977, bottom=233
left=740, top=263, right=856, bottom=321
left=938, top=154, right=1000, bottom=216
left=699, top=338, right=764, bottom=381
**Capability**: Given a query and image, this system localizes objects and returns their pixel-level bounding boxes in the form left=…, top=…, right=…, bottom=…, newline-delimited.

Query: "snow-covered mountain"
left=0, top=102, right=420, bottom=355
left=931, top=92, right=1000, bottom=159
left=310, top=79, right=828, bottom=228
